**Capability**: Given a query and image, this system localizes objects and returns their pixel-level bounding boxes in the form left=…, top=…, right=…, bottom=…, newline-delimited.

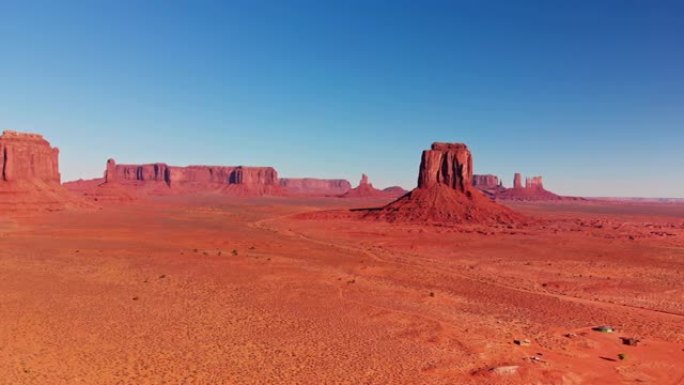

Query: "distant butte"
left=367, top=142, right=521, bottom=224
left=340, top=174, right=406, bottom=199
left=472, top=172, right=582, bottom=201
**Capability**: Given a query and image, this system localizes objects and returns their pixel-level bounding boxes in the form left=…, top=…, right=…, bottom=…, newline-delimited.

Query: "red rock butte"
left=369, top=142, right=521, bottom=224
left=1, top=130, right=60, bottom=184
left=0, top=130, right=77, bottom=212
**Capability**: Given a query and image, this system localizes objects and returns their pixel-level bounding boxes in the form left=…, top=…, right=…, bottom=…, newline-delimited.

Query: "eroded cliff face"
left=513, top=173, right=523, bottom=189
left=100, top=159, right=280, bottom=196
left=418, top=142, right=473, bottom=193
left=0, top=130, right=82, bottom=213
left=0, top=130, right=60, bottom=184
left=279, top=178, right=352, bottom=195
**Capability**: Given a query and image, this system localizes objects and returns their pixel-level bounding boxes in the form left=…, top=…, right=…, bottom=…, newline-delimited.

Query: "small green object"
left=592, top=325, right=614, bottom=333
left=618, top=353, right=627, bottom=360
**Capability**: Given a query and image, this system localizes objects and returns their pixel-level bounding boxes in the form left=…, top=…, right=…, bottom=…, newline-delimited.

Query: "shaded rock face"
left=0, top=130, right=60, bottom=184
left=279, top=178, right=352, bottom=195
left=228, top=167, right=278, bottom=185
left=370, top=142, right=521, bottom=224
left=513, top=173, right=523, bottom=189
left=110, top=162, right=172, bottom=185
left=418, top=142, right=473, bottom=193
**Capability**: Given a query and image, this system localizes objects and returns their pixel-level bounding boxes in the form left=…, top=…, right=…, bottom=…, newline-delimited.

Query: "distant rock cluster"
left=473, top=171, right=570, bottom=201
left=2, top=128, right=579, bottom=217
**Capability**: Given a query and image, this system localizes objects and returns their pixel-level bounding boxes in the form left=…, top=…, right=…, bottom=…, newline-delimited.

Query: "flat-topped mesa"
left=472, top=174, right=506, bottom=199
left=473, top=174, right=500, bottom=188
left=0, top=130, right=60, bottom=184
left=279, top=178, right=352, bottom=195
left=228, top=166, right=278, bottom=185
left=525, top=176, right=544, bottom=190
left=101, top=159, right=280, bottom=196
left=418, top=142, right=473, bottom=192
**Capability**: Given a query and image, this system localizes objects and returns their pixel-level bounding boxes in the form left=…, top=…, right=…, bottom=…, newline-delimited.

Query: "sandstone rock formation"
left=472, top=174, right=507, bottom=199
left=472, top=174, right=500, bottom=188
left=340, top=174, right=403, bottom=199
left=88, top=159, right=282, bottom=197
left=525, top=176, right=544, bottom=190
left=0, top=130, right=77, bottom=212
left=279, top=178, right=352, bottom=195
left=417, top=143, right=472, bottom=192
left=1, top=130, right=60, bottom=184
left=496, top=173, right=562, bottom=201
left=369, top=143, right=521, bottom=224
left=513, top=173, right=523, bottom=189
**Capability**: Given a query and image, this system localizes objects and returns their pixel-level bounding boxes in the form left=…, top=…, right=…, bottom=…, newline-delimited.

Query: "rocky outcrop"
left=472, top=174, right=506, bottom=199
left=279, top=178, right=352, bottom=195
left=0, top=130, right=79, bottom=212
left=473, top=174, right=500, bottom=188
left=340, top=174, right=403, bottom=199
left=525, top=176, right=544, bottom=190
left=369, top=142, right=521, bottom=224
left=417, top=143, right=472, bottom=192
left=94, top=159, right=281, bottom=197
left=108, top=161, right=172, bottom=185
left=1, top=130, right=60, bottom=184
left=496, top=173, right=561, bottom=201
left=513, top=173, right=523, bottom=189
left=228, top=167, right=278, bottom=186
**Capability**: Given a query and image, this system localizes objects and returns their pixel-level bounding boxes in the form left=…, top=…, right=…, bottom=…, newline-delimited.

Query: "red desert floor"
left=0, top=197, right=683, bottom=384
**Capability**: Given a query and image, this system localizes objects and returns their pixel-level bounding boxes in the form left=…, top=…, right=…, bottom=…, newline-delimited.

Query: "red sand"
left=0, top=197, right=682, bottom=384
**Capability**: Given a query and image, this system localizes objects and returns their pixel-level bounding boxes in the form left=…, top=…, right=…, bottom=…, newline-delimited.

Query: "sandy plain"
left=0, top=196, right=683, bottom=384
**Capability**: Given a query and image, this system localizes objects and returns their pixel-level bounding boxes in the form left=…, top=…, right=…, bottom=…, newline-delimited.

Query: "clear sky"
left=1, top=1, right=682, bottom=197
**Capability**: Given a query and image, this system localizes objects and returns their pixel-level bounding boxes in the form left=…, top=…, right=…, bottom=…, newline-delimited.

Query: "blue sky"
left=1, top=0, right=682, bottom=197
